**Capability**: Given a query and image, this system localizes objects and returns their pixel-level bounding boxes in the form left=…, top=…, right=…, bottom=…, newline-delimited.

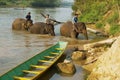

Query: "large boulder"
left=57, top=62, right=76, bottom=75
left=71, top=51, right=86, bottom=60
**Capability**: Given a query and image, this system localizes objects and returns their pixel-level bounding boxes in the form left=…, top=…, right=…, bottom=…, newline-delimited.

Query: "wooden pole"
left=40, top=13, right=64, bottom=24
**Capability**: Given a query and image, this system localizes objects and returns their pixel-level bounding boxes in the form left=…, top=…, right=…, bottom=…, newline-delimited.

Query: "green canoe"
left=0, top=41, right=68, bottom=80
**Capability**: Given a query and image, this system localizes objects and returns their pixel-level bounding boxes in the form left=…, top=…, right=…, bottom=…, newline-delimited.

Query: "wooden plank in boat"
left=51, top=52, right=59, bottom=55
left=22, top=70, right=42, bottom=74
left=39, top=60, right=53, bottom=63
left=44, top=56, right=55, bottom=58
left=31, top=65, right=48, bottom=69
left=56, top=48, right=64, bottom=51
left=14, top=76, right=32, bottom=80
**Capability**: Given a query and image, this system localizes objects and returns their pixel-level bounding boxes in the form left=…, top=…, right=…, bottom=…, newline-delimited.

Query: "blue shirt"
left=26, top=14, right=31, bottom=20
left=72, top=16, right=78, bottom=23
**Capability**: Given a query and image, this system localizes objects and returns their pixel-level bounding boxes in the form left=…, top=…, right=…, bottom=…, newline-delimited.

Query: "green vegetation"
left=96, top=22, right=104, bottom=29
left=30, top=0, right=61, bottom=7
left=0, top=0, right=61, bottom=7
left=72, top=0, right=120, bottom=36
left=109, top=24, right=120, bottom=35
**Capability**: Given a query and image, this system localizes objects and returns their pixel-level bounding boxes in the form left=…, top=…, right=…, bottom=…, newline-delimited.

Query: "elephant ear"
left=26, top=20, right=33, bottom=27
left=22, top=20, right=33, bottom=30
left=22, top=21, right=29, bottom=30
left=21, top=22, right=26, bottom=30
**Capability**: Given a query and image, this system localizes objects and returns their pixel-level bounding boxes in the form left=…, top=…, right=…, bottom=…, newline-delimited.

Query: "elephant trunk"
left=77, top=22, right=88, bottom=40
left=45, top=24, right=55, bottom=36
left=82, top=29, right=88, bottom=40
left=51, top=31, right=55, bottom=36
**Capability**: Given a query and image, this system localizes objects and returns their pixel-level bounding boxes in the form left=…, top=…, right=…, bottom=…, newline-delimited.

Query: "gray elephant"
left=12, top=18, right=33, bottom=30
left=60, top=21, right=88, bottom=40
left=29, top=22, right=55, bottom=36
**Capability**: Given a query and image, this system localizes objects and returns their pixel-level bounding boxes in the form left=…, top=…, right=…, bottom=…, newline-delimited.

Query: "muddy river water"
left=0, top=7, right=99, bottom=80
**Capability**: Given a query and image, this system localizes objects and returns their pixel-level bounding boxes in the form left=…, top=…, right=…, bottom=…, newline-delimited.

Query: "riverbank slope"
left=80, top=36, right=120, bottom=80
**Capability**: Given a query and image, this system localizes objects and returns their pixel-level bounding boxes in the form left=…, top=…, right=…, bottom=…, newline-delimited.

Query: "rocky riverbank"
left=86, top=36, right=120, bottom=80
left=69, top=36, right=120, bottom=80
left=59, top=35, right=120, bottom=80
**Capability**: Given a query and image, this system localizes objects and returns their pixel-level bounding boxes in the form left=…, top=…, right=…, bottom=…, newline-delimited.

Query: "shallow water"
left=0, top=7, right=73, bottom=75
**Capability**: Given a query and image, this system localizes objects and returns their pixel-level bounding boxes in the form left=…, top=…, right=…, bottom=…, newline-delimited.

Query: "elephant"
left=12, top=18, right=33, bottom=30
left=60, top=21, right=88, bottom=40
left=12, top=18, right=55, bottom=36
left=29, top=22, right=55, bottom=36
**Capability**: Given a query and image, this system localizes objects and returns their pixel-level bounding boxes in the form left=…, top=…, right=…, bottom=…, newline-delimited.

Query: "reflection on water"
left=0, top=31, right=57, bottom=75
left=50, top=65, right=86, bottom=80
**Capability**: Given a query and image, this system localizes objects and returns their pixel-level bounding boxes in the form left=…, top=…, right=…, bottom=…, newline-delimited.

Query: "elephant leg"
left=45, top=24, right=55, bottom=36
left=83, top=30, right=88, bottom=40
left=71, top=31, right=77, bottom=38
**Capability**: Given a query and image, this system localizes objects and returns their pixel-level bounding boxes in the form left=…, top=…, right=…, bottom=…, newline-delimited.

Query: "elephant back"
left=12, top=18, right=26, bottom=30
left=29, top=22, right=47, bottom=34
left=29, top=22, right=55, bottom=36
left=60, top=21, right=73, bottom=37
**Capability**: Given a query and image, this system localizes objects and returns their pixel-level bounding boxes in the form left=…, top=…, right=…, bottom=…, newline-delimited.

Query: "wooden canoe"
left=0, top=41, right=68, bottom=80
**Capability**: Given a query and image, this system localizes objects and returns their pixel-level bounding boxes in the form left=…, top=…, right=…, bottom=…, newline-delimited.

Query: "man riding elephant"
left=12, top=18, right=33, bottom=30
left=60, top=21, right=88, bottom=40
left=25, top=12, right=33, bottom=30
left=12, top=12, right=33, bottom=31
left=29, top=13, right=56, bottom=36
left=72, top=13, right=79, bottom=32
left=29, top=22, right=55, bottom=36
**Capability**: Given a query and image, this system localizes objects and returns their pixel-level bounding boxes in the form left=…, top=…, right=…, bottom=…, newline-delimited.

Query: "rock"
left=71, top=51, right=86, bottom=60
left=57, top=62, right=76, bottom=75
left=64, top=59, right=71, bottom=63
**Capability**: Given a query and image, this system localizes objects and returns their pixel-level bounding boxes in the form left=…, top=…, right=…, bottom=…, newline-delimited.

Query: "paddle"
left=40, top=13, right=64, bottom=24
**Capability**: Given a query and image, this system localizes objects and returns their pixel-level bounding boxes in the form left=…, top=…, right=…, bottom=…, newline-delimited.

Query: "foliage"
left=0, top=1, right=6, bottom=6
left=73, top=0, right=120, bottom=35
left=30, top=0, right=61, bottom=7
left=75, top=1, right=108, bottom=23
left=106, top=11, right=119, bottom=24
left=0, top=0, right=61, bottom=7
left=109, top=24, right=120, bottom=35
left=72, top=5, right=77, bottom=11
left=96, top=22, right=104, bottom=29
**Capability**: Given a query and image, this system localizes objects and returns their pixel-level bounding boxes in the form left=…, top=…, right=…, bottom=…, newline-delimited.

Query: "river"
left=0, top=7, right=98, bottom=80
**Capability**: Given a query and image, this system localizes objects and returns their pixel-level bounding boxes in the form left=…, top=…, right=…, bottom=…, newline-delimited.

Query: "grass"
left=95, top=22, right=104, bottom=29
left=109, top=24, right=120, bottom=35
left=107, top=11, right=119, bottom=24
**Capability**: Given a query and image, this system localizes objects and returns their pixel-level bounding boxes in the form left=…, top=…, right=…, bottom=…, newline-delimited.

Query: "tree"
left=30, top=0, right=61, bottom=7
